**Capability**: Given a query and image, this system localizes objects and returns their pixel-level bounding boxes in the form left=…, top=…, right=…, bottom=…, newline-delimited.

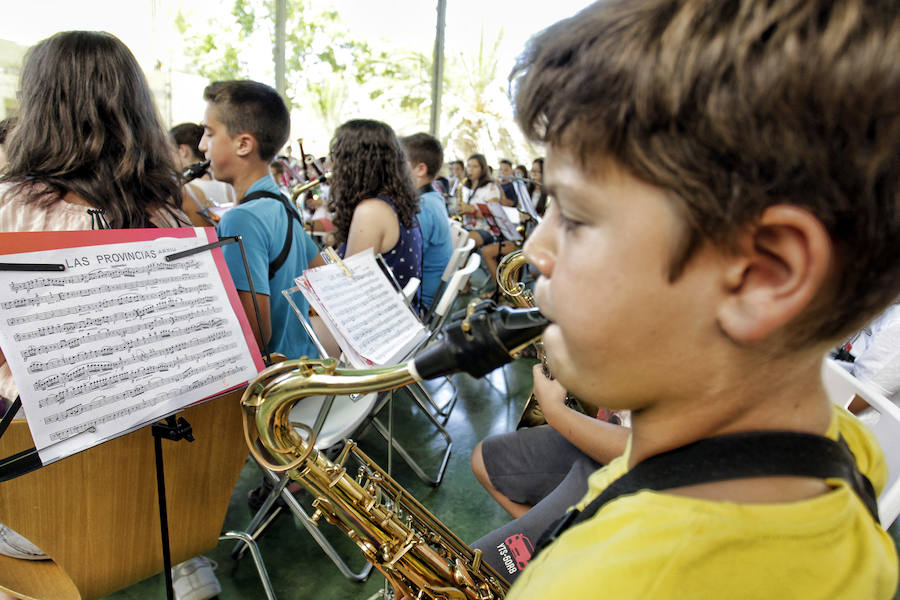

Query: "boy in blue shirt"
left=401, top=133, right=453, bottom=310
left=199, top=80, right=324, bottom=360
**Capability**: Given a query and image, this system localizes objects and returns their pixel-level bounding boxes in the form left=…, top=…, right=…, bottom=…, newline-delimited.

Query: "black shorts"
left=474, top=425, right=603, bottom=582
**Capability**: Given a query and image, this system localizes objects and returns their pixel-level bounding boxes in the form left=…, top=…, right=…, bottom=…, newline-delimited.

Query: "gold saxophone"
left=242, top=306, right=548, bottom=599
left=496, top=251, right=584, bottom=429
left=453, top=177, right=469, bottom=221
left=290, top=171, right=330, bottom=203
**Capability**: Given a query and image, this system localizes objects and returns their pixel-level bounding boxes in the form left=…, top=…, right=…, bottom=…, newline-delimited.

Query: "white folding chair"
left=402, top=276, right=421, bottom=307
left=822, top=358, right=900, bottom=528
left=231, top=288, right=381, bottom=582
left=292, top=281, right=453, bottom=487
left=400, top=253, right=485, bottom=427
left=449, top=219, right=469, bottom=251
left=362, top=255, right=483, bottom=485
left=424, top=237, right=476, bottom=324
left=428, top=253, right=481, bottom=340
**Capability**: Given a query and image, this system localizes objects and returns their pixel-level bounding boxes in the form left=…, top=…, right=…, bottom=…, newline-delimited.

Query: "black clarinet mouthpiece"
left=182, top=160, right=211, bottom=183
left=414, top=303, right=548, bottom=380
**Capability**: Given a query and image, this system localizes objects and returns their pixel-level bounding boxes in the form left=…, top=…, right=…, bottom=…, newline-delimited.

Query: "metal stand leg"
left=371, top=385, right=453, bottom=487
left=230, top=474, right=291, bottom=559
left=231, top=461, right=373, bottom=583
left=219, top=531, right=277, bottom=600
left=151, top=416, right=195, bottom=600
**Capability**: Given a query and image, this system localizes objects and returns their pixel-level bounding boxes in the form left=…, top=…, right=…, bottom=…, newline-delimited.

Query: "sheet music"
left=0, top=229, right=260, bottom=464
left=296, top=249, right=427, bottom=368
left=480, top=203, right=523, bottom=242
left=513, top=180, right=541, bottom=222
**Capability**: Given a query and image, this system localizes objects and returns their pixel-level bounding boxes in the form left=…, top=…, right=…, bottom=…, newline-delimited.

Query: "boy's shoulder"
left=218, top=196, right=285, bottom=233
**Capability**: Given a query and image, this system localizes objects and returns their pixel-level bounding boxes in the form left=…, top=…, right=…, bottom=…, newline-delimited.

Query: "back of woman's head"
left=169, top=123, right=205, bottom=162
left=328, top=119, right=417, bottom=244
left=3, top=31, right=181, bottom=228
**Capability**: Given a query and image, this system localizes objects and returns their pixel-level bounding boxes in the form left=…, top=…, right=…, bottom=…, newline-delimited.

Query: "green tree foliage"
left=177, top=0, right=383, bottom=108
left=174, top=10, right=243, bottom=81
left=176, top=1, right=540, bottom=164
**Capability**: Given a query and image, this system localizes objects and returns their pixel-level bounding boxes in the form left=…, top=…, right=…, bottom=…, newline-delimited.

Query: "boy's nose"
left=523, top=210, right=555, bottom=278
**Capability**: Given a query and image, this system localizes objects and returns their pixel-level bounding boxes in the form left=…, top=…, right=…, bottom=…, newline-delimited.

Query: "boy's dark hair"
left=499, top=159, right=512, bottom=168
left=203, top=80, right=289, bottom=162
left=452, top=159, right=464, bottom=169
left=512, top=0, right=900, bottom=344
left=401, top=132, right=444, bottom=179
left=169, top=122, right=204, bottom=161
left=3, top=31, right=182, bottom=228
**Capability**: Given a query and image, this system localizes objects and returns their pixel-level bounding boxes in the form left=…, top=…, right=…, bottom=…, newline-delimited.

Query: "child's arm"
left=533, top=364, right=630, bottom=464
left=345, top=198, right=397, bottom=256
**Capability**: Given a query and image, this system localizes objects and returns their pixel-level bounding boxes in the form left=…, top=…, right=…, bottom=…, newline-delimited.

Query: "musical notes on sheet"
left=0, top=230, right=262, bottom=464
left=297, top=249, right=427, bottom=367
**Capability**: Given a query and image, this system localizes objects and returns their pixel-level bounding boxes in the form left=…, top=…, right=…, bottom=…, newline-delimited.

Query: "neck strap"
left=533, top=431, right=879, bottom=560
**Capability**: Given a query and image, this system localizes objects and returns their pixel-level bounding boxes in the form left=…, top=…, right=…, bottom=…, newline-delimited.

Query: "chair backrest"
left=288, top=392, right=379, bottom=451
left=429, top=254, right=482, bottom=337
left=441, top=238, right=474, bottom=282
left=402, top=276, right=421, bottom=305
left=0, top=389, right=249, bottom=600
left=821, top=358, right=900, bottom=527
left=449, top=219, right=468, bottom=251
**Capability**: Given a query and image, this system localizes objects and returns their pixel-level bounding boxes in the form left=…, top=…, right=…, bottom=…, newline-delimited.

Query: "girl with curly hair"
left=328, top=119, right=423, bottom=309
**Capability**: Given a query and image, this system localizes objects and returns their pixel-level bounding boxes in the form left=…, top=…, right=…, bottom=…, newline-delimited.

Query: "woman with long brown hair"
left=0, top=32, right=186, bottom=230
left=0, top=30, right=189, bottom=566
left=328, top=118, right=424, bottom=309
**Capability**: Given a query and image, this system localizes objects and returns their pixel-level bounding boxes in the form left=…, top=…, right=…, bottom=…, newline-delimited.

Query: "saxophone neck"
left=242, top=359, right=415, bottom=473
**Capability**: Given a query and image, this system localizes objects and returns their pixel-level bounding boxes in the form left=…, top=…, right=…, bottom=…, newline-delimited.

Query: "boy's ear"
left=717, top=205, right=833, bottom=343
left=411, top=161, right=428, bottom=178
left=177, top=144, right=193, bottom=162
left=233, top=133, right=257, bottom=159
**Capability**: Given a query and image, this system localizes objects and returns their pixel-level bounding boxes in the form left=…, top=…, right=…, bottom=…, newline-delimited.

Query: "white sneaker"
left=172, top=555, right=221, bottom=600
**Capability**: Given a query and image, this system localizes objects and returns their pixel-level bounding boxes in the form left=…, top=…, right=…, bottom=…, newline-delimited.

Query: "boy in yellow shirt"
left=504, top=0, right=900, bottom=597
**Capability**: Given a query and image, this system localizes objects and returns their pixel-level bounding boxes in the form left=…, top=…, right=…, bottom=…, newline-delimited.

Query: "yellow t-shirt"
left=507, top=406, right=898, bottom=599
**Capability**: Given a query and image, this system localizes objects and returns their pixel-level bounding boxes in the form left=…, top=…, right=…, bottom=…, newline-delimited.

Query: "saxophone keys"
left=452, top=557, right=477, bottom=589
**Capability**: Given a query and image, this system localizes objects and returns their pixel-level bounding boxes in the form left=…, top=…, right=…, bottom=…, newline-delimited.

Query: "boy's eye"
left=557, top=211, right=583, bottom=232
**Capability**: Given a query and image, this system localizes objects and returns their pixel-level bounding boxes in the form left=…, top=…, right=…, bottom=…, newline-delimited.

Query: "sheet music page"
left=514, top=180, right=541, bottom=222
left=295, top=279, right=369, bottom=367
left=0, top=229, right=261, bottom=464
left=296, top=249, right=427, bottom=367
left=484, top=203, right=523, bottom=242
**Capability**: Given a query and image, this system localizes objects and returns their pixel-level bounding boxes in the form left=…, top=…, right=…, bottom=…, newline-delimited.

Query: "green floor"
left=104, top=280, right=534, bottom=600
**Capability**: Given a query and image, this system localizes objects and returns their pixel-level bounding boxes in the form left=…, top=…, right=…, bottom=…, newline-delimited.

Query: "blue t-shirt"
left=417, top=188, right=453, bottom=308
left=217, top=174, right=319, bottom=359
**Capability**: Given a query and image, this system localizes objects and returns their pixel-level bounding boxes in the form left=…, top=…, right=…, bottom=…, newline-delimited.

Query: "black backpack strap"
left=241, top=190, right=303, bottom=279
left=533, top=431, right=879, bottom=559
